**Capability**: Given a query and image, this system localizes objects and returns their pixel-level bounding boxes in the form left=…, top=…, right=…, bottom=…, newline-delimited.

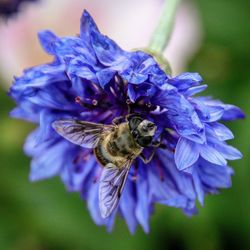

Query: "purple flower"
left=9, top=10, right=244, bottom=233
left=0, top=0, right=37, bottom=17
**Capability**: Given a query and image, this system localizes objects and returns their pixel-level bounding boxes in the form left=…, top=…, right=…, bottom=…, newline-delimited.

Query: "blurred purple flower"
left=9, top=10, right=244, bottom=233
left=0, top=0, right=37, bottom=17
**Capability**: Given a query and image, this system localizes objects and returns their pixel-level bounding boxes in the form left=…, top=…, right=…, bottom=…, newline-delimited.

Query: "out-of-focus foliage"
left=0, top=0, right=249, bottom=249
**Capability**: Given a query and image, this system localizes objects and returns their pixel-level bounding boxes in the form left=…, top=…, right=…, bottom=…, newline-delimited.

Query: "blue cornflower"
left=9, top=10, right=244, bottom=233
left=0, top=0, right=37, bottom=17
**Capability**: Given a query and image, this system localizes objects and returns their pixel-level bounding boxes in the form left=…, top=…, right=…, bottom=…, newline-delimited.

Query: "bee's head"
left=128, top=116, right=157, bottom=147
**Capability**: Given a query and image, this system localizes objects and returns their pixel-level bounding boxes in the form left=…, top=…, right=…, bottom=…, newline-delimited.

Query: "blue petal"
left=121, top=69, right=148, bottom=84
left=127, top=82, right=156, bottom=102
left=53, top=36, right=96, bottom=63
left=193, top=99, right=225, bottom=122
left=214, top=142, right=242, bottom=160
left=200, top=144, right=227, bottom=166
left=38, top=30, right=58, bottom=55
left=29, top=141, right=68, bottom=181
left=205, top=126, right=242, bottom=161
left=182, top=202, right=198, bottom=216
left=209, top=122, right=234, bottom=141
left=135, top=164, right=150, bottom=233
left=157, top=150, right=196, bottom=201
left=61, top=154, right=96, bottom=192
left=197, top=99, right=245, bottom=121
left=38, top=110, right=55, bottom=141
left=87, top=180, right=106, bottom=225
left=154, top=92, right=205, bottom=143
left=90, top=30, right=128, bottom=66
left=81, top=10, right=128, bottom=67
left=120, top=51, right=166, bottom=85
left=26, top=85, right=76, bottom=111
left=10, top=104, right=40, bottom=122
left=96, top=69, right=116, bottom=88
left=10, top=63, right=67, bottom=92
left=67, top=57, right=98, bottom=82
left=147, top=162, right=177, bottom=202
left=160, top=196, right=190, bottom=209
left=24, top=111, right=63, bottom=148
left=85, top=166, right=116, bottom=231
left=197, top=160, right=233, bottom=189
left=24, top=129, right=54, bottom=156
left=192, top=166, right=204, bottom=205
left=203, top=105, right=224, bottom=122
left=222, top=104, right=245, bottom=120
left=106, top=213, right=116, bottom=233
left=80, top=10, right=100, bottom=41
left=119, top=180, right=138, bottom=234
left=184, top=84, right=207, bottom=96
left=175, top=137, right=199, bottom=170
left=168, top=72, right=203, bottom=91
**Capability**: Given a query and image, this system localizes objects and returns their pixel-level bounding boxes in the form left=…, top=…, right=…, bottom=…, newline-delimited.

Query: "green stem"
left=148, top=0, right=181, bottom=54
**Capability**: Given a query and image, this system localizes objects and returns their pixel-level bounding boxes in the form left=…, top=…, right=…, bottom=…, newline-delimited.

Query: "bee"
left=52, top=115, right=159, bottom=218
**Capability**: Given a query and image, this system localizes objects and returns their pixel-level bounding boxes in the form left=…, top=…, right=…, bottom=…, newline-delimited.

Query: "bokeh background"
left=0, top=0, right=249, bottom=249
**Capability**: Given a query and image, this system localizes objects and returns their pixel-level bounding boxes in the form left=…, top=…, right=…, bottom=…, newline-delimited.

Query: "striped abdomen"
left=94, top=122, right=142, bottom=168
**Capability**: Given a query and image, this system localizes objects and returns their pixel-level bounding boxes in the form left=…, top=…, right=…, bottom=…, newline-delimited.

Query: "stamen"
left=75, top=96, right=99, bottom=108
left=91, top=82, right=102, bottom=93
left=114, top=75, right=121, bottom=84
left=75, top=96, right=83, bottom=105
left=92, top=99, right=98, bottom=106
left=110, top=86, right=117, bottom=98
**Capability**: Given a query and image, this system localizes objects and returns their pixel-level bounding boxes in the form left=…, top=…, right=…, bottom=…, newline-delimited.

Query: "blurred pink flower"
left=0, top=0, right=202, bottom=89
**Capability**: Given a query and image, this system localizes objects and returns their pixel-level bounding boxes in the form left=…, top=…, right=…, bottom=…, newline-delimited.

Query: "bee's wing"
left=52, top=120, right=114, bottom=148
left=99, top=160, right=133, bottom=218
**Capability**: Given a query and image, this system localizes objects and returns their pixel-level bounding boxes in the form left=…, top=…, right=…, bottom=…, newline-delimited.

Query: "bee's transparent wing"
left=52, top=120, right=114, bottom=148
left=99, top=160, right=133, bottom=218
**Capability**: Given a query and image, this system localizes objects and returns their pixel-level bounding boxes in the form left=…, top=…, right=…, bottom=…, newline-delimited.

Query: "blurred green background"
left=0, top=0, right=249, bottom=249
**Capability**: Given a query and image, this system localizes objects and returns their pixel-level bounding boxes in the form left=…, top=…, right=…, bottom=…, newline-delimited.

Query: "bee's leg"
left=140, top=135, right=163, bottom=164
left=125, top=113, right=133, bottom=121
left=152, top=140, right=175, bottom=153
left=124, top=113, right=141, bottom=122
left=139, top=150, right=156, bottom=164
left=152, top=134, right=163, bottom=148
left=152, top=141, right=161, bottom=148
left=112, top=116, right=125, bottom=126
